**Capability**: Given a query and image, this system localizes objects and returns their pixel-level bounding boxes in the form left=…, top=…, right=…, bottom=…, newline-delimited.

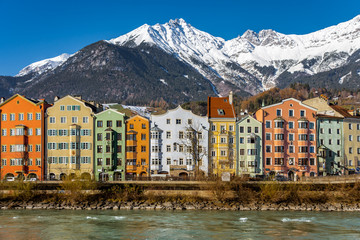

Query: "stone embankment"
left=1, top=201, right=360, bottom=212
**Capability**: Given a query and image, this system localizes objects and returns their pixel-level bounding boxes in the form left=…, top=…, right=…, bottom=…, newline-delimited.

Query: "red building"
left=0, top=94, right=50, bottom=180
left=255, top=98, right=317, bottom=180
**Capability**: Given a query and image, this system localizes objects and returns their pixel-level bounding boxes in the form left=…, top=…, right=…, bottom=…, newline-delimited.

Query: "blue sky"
left=0, top=0, right=358, bottom=76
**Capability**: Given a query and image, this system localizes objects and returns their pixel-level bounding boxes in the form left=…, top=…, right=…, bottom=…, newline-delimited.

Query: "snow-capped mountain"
left=108, top=15, right=360, bottom=93
left=16, top=53, right=70, bottom=78
left=10, top=15, right=360, bottom=102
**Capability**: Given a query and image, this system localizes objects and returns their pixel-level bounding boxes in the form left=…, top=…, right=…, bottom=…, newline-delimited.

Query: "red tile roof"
left=207, top=96, right=236, bottom=119
left=330, top=105, right=355, bottom=118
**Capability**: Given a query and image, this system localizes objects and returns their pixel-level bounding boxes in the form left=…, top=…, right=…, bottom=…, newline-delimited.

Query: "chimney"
left=54, top=96, right=59, bottom=102
left=0, top=97, right=5, bottom=103
left=74, top=95, right=82, bottom=100
left=229, top=91, right=233, bottom=105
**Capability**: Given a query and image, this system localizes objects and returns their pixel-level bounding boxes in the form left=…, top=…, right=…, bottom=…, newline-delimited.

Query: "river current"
left=0, top=210, right=359, bottom=239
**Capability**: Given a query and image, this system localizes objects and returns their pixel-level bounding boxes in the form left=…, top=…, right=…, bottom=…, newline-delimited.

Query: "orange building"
left=125, top=115, right=150, bottom=179
left=255, top=98, right=317, bottom=180
left=0, top=94, right=49, bottom=180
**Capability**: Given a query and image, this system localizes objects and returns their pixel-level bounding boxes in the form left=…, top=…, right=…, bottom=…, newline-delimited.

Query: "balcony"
left=187, top=165, right=195, bottom=171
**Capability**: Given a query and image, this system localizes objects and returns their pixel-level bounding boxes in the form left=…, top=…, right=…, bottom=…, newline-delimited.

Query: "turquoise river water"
left=0, top=210, right=359, bottom=239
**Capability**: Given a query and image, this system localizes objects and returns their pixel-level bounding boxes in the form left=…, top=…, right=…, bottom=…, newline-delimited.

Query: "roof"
left=316, top=114, right=343, bottom=119
left=330, top=105, right=356, bottom=118
left=151, top=105, right=207, bottom=120
left=261, top=98, right=317, bottom=111
left=150, top=125, right=162, bottom=132
left=0, top=94, right=46, bottom=108
left=207, top=96, right=236, bottom=119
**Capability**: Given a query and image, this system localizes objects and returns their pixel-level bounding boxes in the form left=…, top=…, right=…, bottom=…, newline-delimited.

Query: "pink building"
left=255, top=98, right=317, bottom=180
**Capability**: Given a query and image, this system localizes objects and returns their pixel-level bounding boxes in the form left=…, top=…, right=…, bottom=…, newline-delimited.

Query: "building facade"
left=208, top=92, right=236, bottom=177
left=150, top=106, right=209, bottom=178
left=125, top=115, right=150, bottom=179
left=0, top=94, right=49, bottom=180
left=46, top=95, right=100, bottom=180
left=236, top=115, right=263, bottom=177
left=343, top=117, right=360, bottom=174
left=94, top=109, right=126, bottom=181
left=256, top=98, right=317, bottom=180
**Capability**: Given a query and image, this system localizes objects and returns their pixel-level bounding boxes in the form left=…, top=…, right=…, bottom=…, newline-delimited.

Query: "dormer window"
left=218, top=109, right=225, bottom=115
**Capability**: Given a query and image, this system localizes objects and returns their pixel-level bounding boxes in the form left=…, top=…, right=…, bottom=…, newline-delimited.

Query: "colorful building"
left=208, top=92, right=236, bottom=177
left=236, top=114, right=263, bottom=177
left=303, top=97, right=345, bottom=175
left=126, top=115, right=150, bottom=179
left=94, top=109, right=126, bottom=181
left=256, top=98, right=317, bottom=180
left=0, top=94, right=49, bottom=180
left=150, top=106, right=209, bottom=178
left=45, top=95, right=101, bottom=180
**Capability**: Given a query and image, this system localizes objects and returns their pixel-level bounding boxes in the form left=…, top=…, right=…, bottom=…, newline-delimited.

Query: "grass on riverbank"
left=0, top=178, right=359, bottom=206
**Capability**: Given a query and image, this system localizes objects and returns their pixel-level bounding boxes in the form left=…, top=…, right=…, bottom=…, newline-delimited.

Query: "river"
left=0, top=210, right=359, bottom=239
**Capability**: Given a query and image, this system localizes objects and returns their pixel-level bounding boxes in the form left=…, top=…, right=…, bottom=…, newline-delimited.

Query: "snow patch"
left=159, top=79, right=168, bottom=85
left=339, top=71, right=352, bottom=84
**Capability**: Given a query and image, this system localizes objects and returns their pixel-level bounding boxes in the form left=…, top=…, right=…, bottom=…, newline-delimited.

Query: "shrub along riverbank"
left=0, top=179, right=360, bottom=211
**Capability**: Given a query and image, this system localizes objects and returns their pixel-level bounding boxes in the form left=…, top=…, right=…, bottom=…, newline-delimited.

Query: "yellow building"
left=207, top=92, right=236, bottom=177
left=46, top=95, right=101, bottom=180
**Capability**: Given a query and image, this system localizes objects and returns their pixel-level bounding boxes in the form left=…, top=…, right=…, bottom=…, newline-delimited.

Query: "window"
left=166, top=131, right=171, bottom=139
left=239, top=137, right=244, bottom=144
left=60, top=105, right=65, bottom=111
left=48, top=129, right=57, bottom=136
left=289, top=145, right=294, bottom=153
left=309, top=122, right=315, bottom=129
left=166, top=145, right=171, bottom=152
left=116, top=120, right=122, bottom=127
left=310, top=146, right=315, bottom=153
left=166, top=119, right=170, bottom=124
left=247, top=149, right=257, bottom=155
left=299, top=146, right=308, bottom=153
left=239, top=126, right=244, bottom=133
left=265, top=133, right=271, bottom=140
left=179, top=131, right=184, bottom=139
left=130, top=124, right=134, bottom=129
left=328, top=128, right=332, bottom=134
left=97, top=145, right=103, bottom=153
left=289, top=158, right=295, bottom=165
left=97, top=121, right=103, bottom=127
left=211, top=125, right=215, bottom=131
left=97, top=133, right=102, bottom=141
left=274, top=134, right=284, bottom=140
left=220, top=137, right=226, bottom=143
left=265, top=121, right=271, bottom=128
left=289, top=133, right=294, bottom=141
left=288, top=121, right=294, bottom=129
left=10, top=129, right=15, bottom=136
left=167, top=158, right=171, bottom=165
left=229, top=137, right=233, bottom=144
left=320, top=128, right=324, bottom=134
left=28, top=145, right=33, bottom=152
left=1, top=129, right=6, bottom=136
left=211, top=151, right=216, bottom=157
left=349, top=135, right=353, bottom=141
left=179, top=158, right=184, bottom=165
left=274, top=121, right=284, bottom=128
left=49, top=117, right=55, bottom=123
left=10, top=113, right=15, bottom=121
left=254, top=127, right=259, bottom=133
left=179, top=145, right=184, bottom=152
left=298, top=158, right=308, bottom=166
left=35, top=128, right=41, bottom=136
left=60, top=116, right=66, bottom=123
left=298, top=134, right=307, bottom=141
left=141, top=146, right=146, bottom=152
left=17, top=113, right=23, bottom=121
left=300, top=110, right=305, bottom=117
left=16, top=128, right=24, bottom=136
left=1, top=114, right=7, bottom=121
left=276, top=109, right=282, bottom=116
left=1, top=145, right=6, bottom=152
left=275, top=146, right=284, bottom=152
left=188, top=119, right=192, bottom=125
left=247, top=127, right=251, bottom=133
left=117, top=145, right=122, bottom=153
left=349, top=147, right=353, bottom=154
left=2, top=159, right=6, bottom=166
left=298, top=121, right=308, bottom=129
left=337, top=129, right=340, bottom=134
left=266, top=158, right=271, bottom=165
left=107, top=120, right=112, bottom=127
left=27, top=113, right=33, bottom=120
left=229, top=125, right=234, bottom=132
left=72, top=117, right=78, bottom=124
left=349, top=123, right=353, bottom=130
left=28, top=128, right=33, bottom=136
left=337, top=139, right=340, bottom=145
left=329, top=139, right=332, bottom=145
left=349, top=160, right=353, bottom=166
left=275, top=158, right=284, bottom=166
left=310, top=158, right=315, bottom=166
left=36, top=113, right=41, bottom=120
left=141, top=134, right=146, bottom=140
left=220, top=150, right=226, bottom=156
left=266, top=145, right=271, bottom=153
left=288, top=109, right=294, bottom=117
left=83, top=117, right=89, bottom=123
left=176, top=119, right=181, bottom=124
left=309, top=134, right=314, bottom=141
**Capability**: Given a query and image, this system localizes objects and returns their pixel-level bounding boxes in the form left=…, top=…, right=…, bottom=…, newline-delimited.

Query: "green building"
left=94, top=109, right=126, bottom=181
left=236, top=115, right=263, bottom=177
left=316, top=115, right=344, bottom=175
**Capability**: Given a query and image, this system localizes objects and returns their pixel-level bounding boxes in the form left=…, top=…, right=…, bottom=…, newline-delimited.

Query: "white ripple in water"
left=239, top=217, right=248, bottom=222
left=12, top=216, right=19, bottom=219
left=86, top=216, right=98, bottom=220
left=114, top=216, right=125, bottom=220
left=282, top=217, right=312, bottom=223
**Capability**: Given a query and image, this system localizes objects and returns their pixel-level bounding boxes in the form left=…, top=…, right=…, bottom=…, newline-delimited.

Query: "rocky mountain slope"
left=1, top=15, right=360, bottom=103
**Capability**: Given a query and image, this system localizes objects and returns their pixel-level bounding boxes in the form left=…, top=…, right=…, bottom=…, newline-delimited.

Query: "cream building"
left=45, top=95, right=101, bottom=180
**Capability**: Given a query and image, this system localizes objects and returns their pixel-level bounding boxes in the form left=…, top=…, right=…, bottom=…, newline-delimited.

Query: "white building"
left=150, top=106, right=209, bottom=178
